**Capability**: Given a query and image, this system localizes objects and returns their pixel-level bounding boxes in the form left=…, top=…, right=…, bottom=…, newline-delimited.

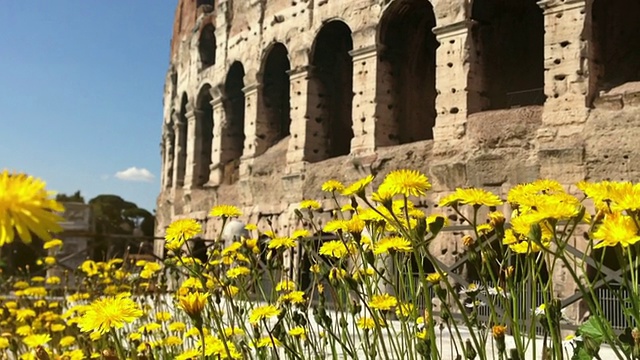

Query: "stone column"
left=172, top=113, right=187, bottom=188
left=184, top=110, right=200, bottom=189
left=432, top=21, right=473, bottom=153
left=536, top=0, right=588, bottom=183
left=285, top=66, right=313, bottom=169
left=207, top=96, right=226, bottom=187
left=240, top=82, right=264, bottom=160
left=539, top=0, right=589, bottom=127
left=349, top=44, right=380, bottom=156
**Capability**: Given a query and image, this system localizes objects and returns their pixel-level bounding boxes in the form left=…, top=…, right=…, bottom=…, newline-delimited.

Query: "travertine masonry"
left=156, top=0, right=640, bottom=313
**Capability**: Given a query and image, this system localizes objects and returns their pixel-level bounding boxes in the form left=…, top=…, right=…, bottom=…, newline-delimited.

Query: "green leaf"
left=577, top=316, right=607, bottom=344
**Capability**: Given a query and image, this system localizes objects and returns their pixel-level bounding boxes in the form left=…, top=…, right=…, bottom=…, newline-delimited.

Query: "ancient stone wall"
left=155, top=0, right=640, bottom=305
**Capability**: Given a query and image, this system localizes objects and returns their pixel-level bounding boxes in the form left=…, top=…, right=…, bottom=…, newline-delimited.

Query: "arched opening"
left=196, top=85, right=214, bottom=187
left=198, top=24, right=216, bottom=69
left=379, top=0, right=438, bottom=144
left=164, top=114, right=175, bottom=189
left=261, top=43, right=291, bottom=147
left=590, top=0, right=640, bottom=99
left=176, top=94, right=189, bottom=187
left=222, top=62, right=245, bottom=184
left=197, top=0, right=214, bottom=7
left=470, top=0, right=544, bottom=111
left=309, top=21, right=354, bottom=161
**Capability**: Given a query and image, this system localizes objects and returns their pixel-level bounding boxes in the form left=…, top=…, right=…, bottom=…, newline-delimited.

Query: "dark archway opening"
left=199, top=24, right=217, bottom=69
left=262, top=43, right=291, bottom=147
left=222, top=62, right=246, bottom=184
left=590, top=0, right=640, bottom=96
left=471, top=0, right=544, bottom=111
left=310, top=21, right=354, bottom=160
left=176, top=94, right=189, bottom=187
left=197, top=0, right=214, bottom=7
left=164, top=115, right=175, bottom=189
left=196, top=85, right=214, bottom=187
left=379, top=0, right=438, bottom=144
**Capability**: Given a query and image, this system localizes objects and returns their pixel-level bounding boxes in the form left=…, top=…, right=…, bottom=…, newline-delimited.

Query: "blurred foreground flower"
left=78, top=293, right=143, bottom=334
left=0, top=170, right=64, bottom=245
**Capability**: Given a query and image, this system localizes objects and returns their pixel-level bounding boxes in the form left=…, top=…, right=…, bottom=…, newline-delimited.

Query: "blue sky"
left=0, top=1, right=176, bottom=212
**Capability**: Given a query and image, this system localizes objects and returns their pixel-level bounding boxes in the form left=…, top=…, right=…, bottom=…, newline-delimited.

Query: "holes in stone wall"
left=470, top=0, right=544, bottom=111
left=378, top=0, right=438, bottom=145
left=222, top=62, right=246, bottom=183
left=199, top=24, right=216, bottom=69
left=261, top=43, right=291, bottom=148
left=196, top=84, right=214, bottom=187
left=591, top=0, right=640, bottom=95
left=309, top=20, right=354, bottom=161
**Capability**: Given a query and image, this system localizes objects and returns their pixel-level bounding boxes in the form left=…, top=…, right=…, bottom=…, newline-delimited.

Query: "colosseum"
left=155, top=0, right=640, bottom=300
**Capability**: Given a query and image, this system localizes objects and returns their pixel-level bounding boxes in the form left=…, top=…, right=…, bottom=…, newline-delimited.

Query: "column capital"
left=287, top=65, right=315, bottom=80
left=348, top=44, right=380, bottom=61
left=242, top=82, right=262, bottom=96
left=433, top=20, right=471, bottom=39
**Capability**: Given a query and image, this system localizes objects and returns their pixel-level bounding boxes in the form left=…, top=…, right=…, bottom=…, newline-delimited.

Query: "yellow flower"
left=224, top=327, right=245, bottom=337
left=373, top=236, right=412, bottom=255
left=226, top=266, right=251, bottom=279
left=322, top=219, right=348, bottom=233
left=439, top=188, right=503, bottom=207
left=278, top=291, right=305, bottom=304
left=13, top=281, right=29, bottom=289
left=17, top=325, right=32, bottom=336
left=288, top=326, right=306, bottom=339
left=0, top=171, right=64, bottom=245
left=178, top=292, right=209, bottom=318
left=138, top=323, right=162, bottom=333
left=23, top=286, right=47, bottom=297
left=319, top=240, right=355, bottom=259
left=165, top=219, right=202, bottom=251
left=291, top=229, right=310, bottom=239
left=321, top=179, right=344, bottom=193
left=50, top=324, right=66, bottom=332
left=299, top=200, right=321, bottom=210
left=368, top=293, right=397, bottom=311
left=176, top=348, right=201, bottom=360
left=256, top=336, right=282, bottom=348
left=268, top=237, right=296, bottom=249
left=0, top=337, right=8, bottom=350
left=22, top=333, right=51, bottom=348
left=276, top=280, right=296, bottom=292
left=395, top=303, right=415, bottom=318
left=357, top=316, right=386, bottom=330
left=249, top=305, right=281, bottom=325
left=209, top=205, right=242, bottom=218
left=43, top=239, right=63, bottom=250
left=342, top=175, right=374, bottom=197
left=592, top=213, right=640, bottom=248
left=492, top=325, right=507, bottom=339
left=509, top=239, right=549, bottom=254
left=165, top=335, right=183, bottom=347
left=80, top=260, right=99, bottom=276
left=381, top=169, right=431, bottom=197
left=169, top=321, right=186, bottom=332
left=59, top=336, right=75, bottom=347
left=77, top=293, right=143, bottom=334
left=426, top=272, right=444, bottom=284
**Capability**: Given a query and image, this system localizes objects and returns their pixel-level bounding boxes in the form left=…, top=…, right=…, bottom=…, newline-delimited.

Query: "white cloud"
left=114, top=167, right=155, bottom=182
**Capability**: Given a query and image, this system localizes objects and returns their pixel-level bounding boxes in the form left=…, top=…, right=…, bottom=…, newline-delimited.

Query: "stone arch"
left=378, top=0, right=438, bottom=145
left=589, top=0, right=640, bottom=101
left=469, top=0, right=544, bottom=112
left=198, top=24, right=216, bottom=69
left=195, top=84, right=214, bottom=187
left=260, top=42, right=291, bottom=148
left=164, top=112, right=176, bottom=189
left=221, top=61, right=246, bottom=184
left=307, top=20, right=354, bottom=162
left=175, top=93, right=189, bottom=188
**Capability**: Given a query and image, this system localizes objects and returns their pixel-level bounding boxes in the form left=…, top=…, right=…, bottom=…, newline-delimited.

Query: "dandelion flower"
left=268, top=237, right=296, bottom=249
left=439, top=188, right=503, bottom=208
left=288, top=326, right=306, bottom=339
left=373, top=236, right=412, bottom=255
left=209, top=205, right=242, bottom=218
left=0, top=171, right=64, bottom=245
left=249, top=305, right=281, bottom=325
left=382, top=169, right=431, bottom=197
left=321, top=179, right=344, bottom=193
left=319, top=240, right=355, bottom=259
left=43, top=239, right=63, bottom=250
left=592, top=213, right=640, bottom=248
left=165, top=219, right=202, bottom=251
left=342, top=175, right=374, bottom=197
left=368, top=293, right=397, bottom=311
left=77, top=293, right=143, bottom=334
left=22, top=333, right=51, bottom=348
left=178, top=292, right=209, bottom=318
left=357, top=316, right=385, bottom=330
left=299, top=200, right=321, bottom=210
